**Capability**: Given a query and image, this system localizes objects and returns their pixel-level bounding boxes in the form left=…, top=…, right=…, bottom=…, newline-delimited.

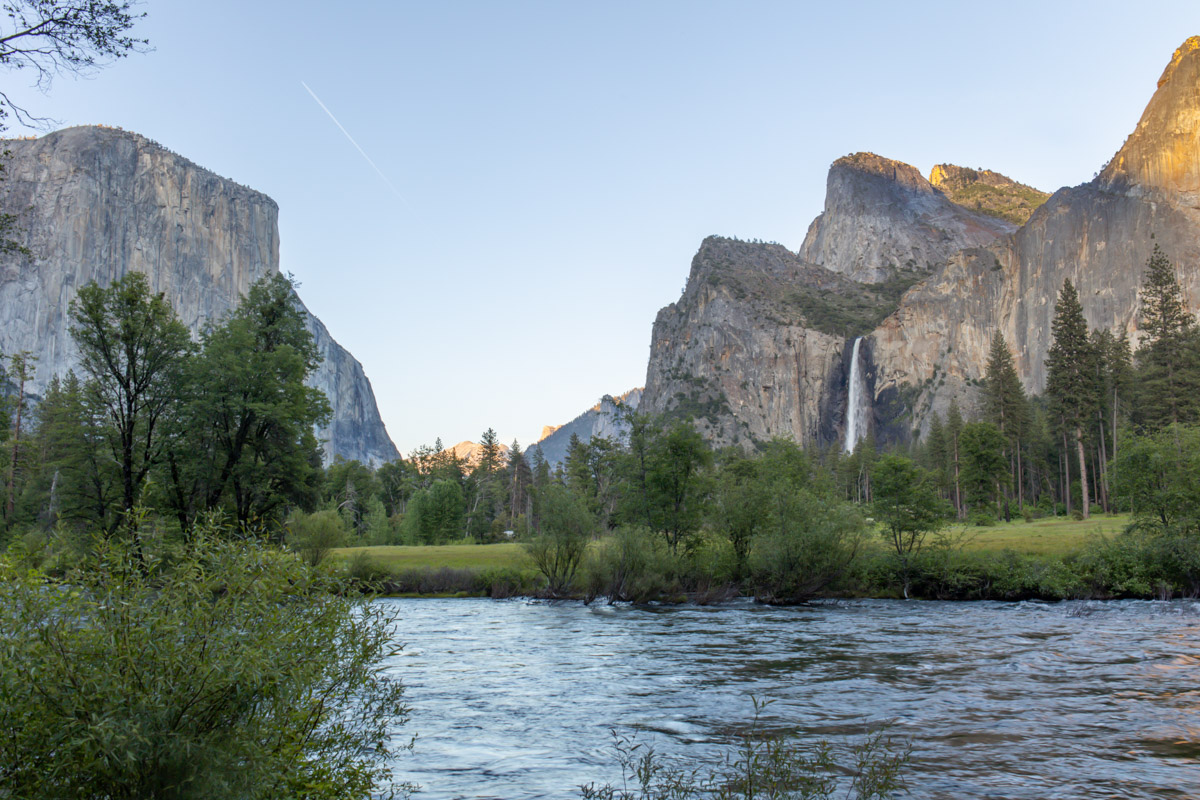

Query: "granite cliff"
left=643, top=37, right=1200, bottom=450
left=0, top=126, right=399, bottom=465
left=798, top=153, right=1016, bottom=284
left=875, top=35, right=1200, bottom=435
left=536, top=388, right=642, bottom=465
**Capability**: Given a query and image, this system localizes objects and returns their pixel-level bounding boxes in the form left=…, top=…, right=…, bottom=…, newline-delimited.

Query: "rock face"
left=798, top=152, right=1016, bottom=283
left=875, top=36, right=1200, bottom=436
left=0, top=126, right=399, bottom=465
left=535, top=388, right=642, bottom=465
left=642, top=237, right=848, bottom=447
left=643, top=37, right=1200, bottom=449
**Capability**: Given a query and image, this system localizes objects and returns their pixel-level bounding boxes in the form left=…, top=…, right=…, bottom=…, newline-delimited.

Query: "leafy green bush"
left=287, top=508, right=349, bottom=566
left=749, top=493, right=865, bottom=604
left=0, top=532, right=409, bottom=800
left=584, top=527, right=681, bottom=603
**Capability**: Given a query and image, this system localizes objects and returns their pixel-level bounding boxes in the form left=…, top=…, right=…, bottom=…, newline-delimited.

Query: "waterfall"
left=843, top=337, right=870, bottom=453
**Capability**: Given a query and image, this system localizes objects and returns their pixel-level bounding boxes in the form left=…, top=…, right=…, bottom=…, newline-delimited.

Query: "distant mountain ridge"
left=535, top=388, right=642, bottom=465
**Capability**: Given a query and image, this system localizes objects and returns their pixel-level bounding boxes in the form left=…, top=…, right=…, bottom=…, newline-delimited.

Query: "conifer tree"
left=506, top=440, right=532, bottom=532
left=1135, top=245, right=1200, bottom=429
left=1045, top=279, right=1095, bottom=518
left=983, top=333, right=1029, bottom=510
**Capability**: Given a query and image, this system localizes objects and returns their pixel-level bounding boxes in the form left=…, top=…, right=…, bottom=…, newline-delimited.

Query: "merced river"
left=379, top=598, right=1200, bottom=799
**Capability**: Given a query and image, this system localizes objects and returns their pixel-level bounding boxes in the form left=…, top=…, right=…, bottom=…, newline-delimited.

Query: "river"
left=379, top=597, right=1200, bottom=799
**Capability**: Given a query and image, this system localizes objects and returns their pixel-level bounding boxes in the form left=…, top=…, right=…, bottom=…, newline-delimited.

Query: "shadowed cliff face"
left=641, top=237, right=848, bottom=448
left=799, top=152, right=1015, bottom=284
left=0, top=126, right=399, bottom=465
left=643, top=36, right=1200, bottom=449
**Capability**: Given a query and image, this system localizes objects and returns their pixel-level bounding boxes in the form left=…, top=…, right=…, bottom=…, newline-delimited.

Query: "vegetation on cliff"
left=929, top=164, right=1049, bottom=225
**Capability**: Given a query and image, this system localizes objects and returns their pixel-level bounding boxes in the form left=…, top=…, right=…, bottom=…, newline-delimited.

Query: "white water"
left=843, top=336, right=870, bottom=453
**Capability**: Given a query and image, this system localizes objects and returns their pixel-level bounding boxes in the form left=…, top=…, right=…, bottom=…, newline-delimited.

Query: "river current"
left=379, top=598, right=1200, bottom=799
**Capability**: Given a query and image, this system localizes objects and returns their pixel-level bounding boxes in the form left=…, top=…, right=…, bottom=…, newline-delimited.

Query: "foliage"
left=288, top=508, right=349, bottom=566
left=1111, top=424, right=1200, bottom=533
left=584, top=526, right=673, bottom=603
left=69, top=271, right=193, bottom=534
left=1135, top=245, right=1200, bottom=430
left=871, top=454, right=950, bottom=597
left=783, top=268, right=926, bottom=338
left=0, top=0, right=149, bottom=130
left=958, top=422, right=1008, bottom=513
left=749, top=489, right=865, bottom=604
left=402, top=479, right=465, bottom=545
left=163, top=273, right=330, bottom=530
left=0, top=530, right=409, bottom=799
left=524, top=483, right=595, bottom=596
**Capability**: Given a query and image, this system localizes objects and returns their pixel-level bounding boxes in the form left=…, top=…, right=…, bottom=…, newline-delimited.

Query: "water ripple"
left=379, top=598, right=1200, bottom=799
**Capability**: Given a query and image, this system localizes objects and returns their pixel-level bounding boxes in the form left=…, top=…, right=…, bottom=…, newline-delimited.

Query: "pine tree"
left=1135, top=245, right=1200, bottom=430
left=983, top=333, right=1029, bottom=512
left=1045, top=279, right=1096, bottom=519
left=506, top=440, right=532, bottom=532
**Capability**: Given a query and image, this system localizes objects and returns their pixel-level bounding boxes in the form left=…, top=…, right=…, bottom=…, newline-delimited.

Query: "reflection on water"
left=380, top=598, right=1200, bottom=799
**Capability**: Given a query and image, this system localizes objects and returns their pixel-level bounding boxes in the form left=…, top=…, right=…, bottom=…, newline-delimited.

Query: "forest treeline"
left=4, top=247, right=1200, bottom=601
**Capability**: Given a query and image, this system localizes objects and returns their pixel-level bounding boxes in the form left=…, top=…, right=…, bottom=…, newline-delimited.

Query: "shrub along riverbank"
left=330, top=513, right=1200, bottom=603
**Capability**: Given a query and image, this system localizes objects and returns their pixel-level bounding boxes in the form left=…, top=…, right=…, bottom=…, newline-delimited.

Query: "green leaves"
left=0, top=532, right=409, bottom=799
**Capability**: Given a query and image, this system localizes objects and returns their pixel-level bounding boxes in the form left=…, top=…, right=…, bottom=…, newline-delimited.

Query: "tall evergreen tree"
left=506, top=440, right=532, bottom=531
left=1135, top=245, right=1200, bottom=430
left=1045, top=279, right=1095, bottom=519
left=983, top=332, right=1029, bottom=511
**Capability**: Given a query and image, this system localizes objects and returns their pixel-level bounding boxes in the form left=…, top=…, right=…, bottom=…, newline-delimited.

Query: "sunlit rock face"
left=877, top=36, right=1200, bottom=437
left=799, top=152, right=1015, bottom=284
left=0, top=126, right=399, bottom=465
left=644, top=37, right=1200, bottom=447
left=929, top=164, right=1049, bottom=225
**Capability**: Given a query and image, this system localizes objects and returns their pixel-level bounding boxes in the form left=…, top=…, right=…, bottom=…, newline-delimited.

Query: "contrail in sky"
left=301, top=80, right=407, bottom=204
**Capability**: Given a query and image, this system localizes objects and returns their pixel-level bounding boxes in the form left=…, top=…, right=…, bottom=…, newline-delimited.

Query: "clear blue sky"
left=7, top=1, right=1200, bottom=454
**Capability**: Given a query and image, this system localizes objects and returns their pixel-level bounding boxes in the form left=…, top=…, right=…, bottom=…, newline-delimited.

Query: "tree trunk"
left=1062, top=432, right=1071, bottom=516
left=1075, top=425, right=1090, bottom=520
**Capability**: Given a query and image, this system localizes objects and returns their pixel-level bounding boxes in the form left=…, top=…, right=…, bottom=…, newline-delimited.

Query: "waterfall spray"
left=843, top=337, right=871, bottom=453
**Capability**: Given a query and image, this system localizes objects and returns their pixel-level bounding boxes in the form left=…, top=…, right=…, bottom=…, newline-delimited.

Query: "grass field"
left=333, top=514, right=1133, bottom=573
left=330, top=542, right=528, bottom=571
left=935, top=513, right=1131, bottom=557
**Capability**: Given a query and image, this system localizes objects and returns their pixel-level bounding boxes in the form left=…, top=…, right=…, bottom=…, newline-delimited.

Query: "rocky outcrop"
left=929, top=164, right=1049, bottom=225
left=642, top=238, right=847, bottom=448
left=0, top=126, right=398, bottom=465
left=1098, top=36, right=1200, bottom=207
left=799, top=152, right=1016, bottom=283
left=875, top=36, right=1200, bottom=437
left=536, top=388, right=642, bottom=465
left=643, top=37, right=1200, bottom=449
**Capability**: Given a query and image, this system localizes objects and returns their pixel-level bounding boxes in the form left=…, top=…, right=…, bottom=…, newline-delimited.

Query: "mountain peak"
left=799, top=153, right=1013, bottom=283
left=830, top=152, right=932, bottom=194
left=1158, top=35, right=1200, bottom=88
left=1099, top=36, right=1200, bottom=206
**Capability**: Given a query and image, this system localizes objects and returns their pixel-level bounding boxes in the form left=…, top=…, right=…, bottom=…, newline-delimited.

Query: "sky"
left=5, top=0, right=1200, bottom=455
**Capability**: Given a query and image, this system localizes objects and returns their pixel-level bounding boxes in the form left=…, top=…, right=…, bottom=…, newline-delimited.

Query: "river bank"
left=330, top=514, right=1200, bottom=603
